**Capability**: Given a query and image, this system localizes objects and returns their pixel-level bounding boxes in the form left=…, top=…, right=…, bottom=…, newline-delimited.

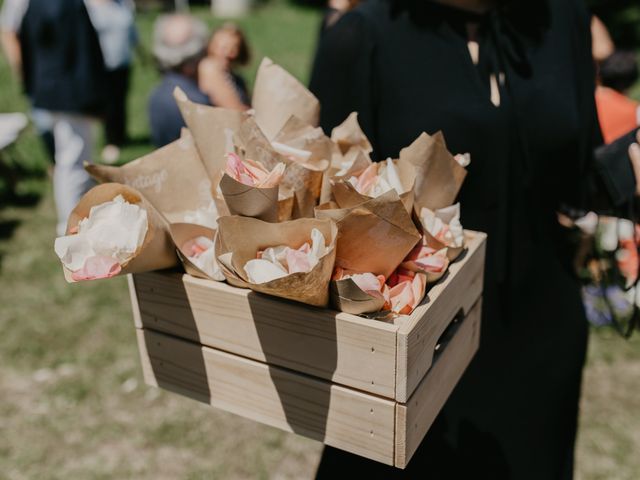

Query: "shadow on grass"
left=0, top=219, right=20, bottom=240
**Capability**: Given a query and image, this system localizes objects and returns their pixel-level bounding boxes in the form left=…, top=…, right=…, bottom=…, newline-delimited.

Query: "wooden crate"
left=130, top=231, right=486, bottom=468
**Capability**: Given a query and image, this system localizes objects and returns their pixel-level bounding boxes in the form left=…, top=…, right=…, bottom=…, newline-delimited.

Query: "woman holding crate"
left=310, top=0, right=640, bottom=478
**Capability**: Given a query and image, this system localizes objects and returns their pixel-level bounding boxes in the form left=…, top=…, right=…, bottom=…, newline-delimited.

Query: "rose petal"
left=71, top=255, right=122, bottom=281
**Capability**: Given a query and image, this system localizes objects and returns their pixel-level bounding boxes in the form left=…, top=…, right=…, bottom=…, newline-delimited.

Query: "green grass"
left=0, top=2, right=639, bottom=479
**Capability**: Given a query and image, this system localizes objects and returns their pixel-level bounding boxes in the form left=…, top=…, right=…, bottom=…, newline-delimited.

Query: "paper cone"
left=315, top=190, right=421, bottom=278
left=320, top=148, right=371, bottom=204
left=169, top=223, right=220, bottom=280
left=330, top=278, right=386, bottom=315
left=400, top=248, right=451, bottom=284
left=174, top=87, right=246, bottom=180
left=215, top=216, right=337, bottom=307
left=252, top=57, right=320, bottom=140
left=401, top=131, right=467, bottom=212
left=218, top=173, right=280, bottom=222
left=331, top=157, right=415, bottom=214
left=330, top=112, right=372, bottom=155
left=237, top=117, right=324, bottom=218
left=86, top=130, right=218, bottom=228
left=61, top=183, right=178, bottom=282
left=422, top=230, right=465, bottom=261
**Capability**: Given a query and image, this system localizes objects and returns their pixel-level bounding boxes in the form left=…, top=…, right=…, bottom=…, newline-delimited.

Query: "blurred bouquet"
left=562, top=211, right=639, bottom=335
left=54, top=58, right=473, bottom=316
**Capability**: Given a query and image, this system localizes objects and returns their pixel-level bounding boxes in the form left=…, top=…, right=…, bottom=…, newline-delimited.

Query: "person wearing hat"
left=148, top=14, right=210, bottom=148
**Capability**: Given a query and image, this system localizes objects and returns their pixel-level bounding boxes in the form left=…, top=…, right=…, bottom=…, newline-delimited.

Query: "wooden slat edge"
left=128, top=274, right=143, bottom=329
left=136, top=328, right=398, bottom=465
left=134, top=271, right=399, bottom=398
left=395, top=232, right=486, bottom=402
left=394, top=298, right=482, bottom=468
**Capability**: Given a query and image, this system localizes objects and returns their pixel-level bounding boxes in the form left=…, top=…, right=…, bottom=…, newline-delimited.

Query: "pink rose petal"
left=71, top=256, right=122, bottom=281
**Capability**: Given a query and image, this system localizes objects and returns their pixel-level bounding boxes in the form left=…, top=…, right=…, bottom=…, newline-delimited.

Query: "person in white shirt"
left=0, top=0, right=107, bottom=235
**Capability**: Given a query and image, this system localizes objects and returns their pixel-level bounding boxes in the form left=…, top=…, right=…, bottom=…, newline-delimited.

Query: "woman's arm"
left=198, top=58, right=249, bottom=111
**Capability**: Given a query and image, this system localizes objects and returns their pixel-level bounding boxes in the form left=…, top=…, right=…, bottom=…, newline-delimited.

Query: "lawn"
left=0, top=2, right=639, bottom=479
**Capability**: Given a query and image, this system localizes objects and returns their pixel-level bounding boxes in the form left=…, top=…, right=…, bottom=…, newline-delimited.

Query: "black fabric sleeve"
left=309, top=11, right=378, bottom=154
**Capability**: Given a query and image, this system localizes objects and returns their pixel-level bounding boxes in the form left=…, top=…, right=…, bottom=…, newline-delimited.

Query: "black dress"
left=309, top=0, right=622, bottom=478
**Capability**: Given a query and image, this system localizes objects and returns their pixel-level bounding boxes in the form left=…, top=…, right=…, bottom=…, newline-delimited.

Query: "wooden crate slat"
left=394, top=298, right=482, bottom=468
left=137, top=328, right=397, bottom=465
left=395, top=231, right=486, bottom=402
left=132, top=272, right=399, bottom=398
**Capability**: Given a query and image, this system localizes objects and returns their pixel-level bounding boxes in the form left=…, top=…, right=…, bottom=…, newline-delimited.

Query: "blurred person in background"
left=1, top=0, right=54, bottom=162
left=595, top=51, right=640, bottom=144
left=86, top=0, right=138, bottom=164
left=1, top=0, right=107, bottom=235
left=591, top=15, right=640, bottom=145
left=148, top=13, right=209, bottom=147
left=198, top=23, right=251, bottom=110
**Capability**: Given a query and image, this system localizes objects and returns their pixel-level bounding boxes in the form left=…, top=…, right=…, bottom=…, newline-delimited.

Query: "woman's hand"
left=629, top=130, right=640, bottom=196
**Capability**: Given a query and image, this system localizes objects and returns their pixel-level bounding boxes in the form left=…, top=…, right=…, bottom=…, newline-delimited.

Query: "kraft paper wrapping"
left=320, top=147, right=372, bottom=204
left=330, top=112, right=372, bottom=156
left=217, top=171, right=294, bottom=222
left=331, top=157, right=416, bottom=214
left=252, top=57, right=320, bottom=140
left=422, top=230, right=465, bottom=262
left=400, top=246, right=451, bottom=284
left=215, top=216, right=337, bottom=307
left=173, top=87, right=246, bottom=179
left=62, top=183, right=178, bottom=282
left=169, top=222, right=219, bottom=280
left=218, top=173, right=280, bottom=222
left=86, top=130, right=218, bottom=227
left=237, top=117, right=325, bottom=219
left=330, top=278, right=386, bottom=315
left=315, top=190, right=421, bottom=278
left=401, top=131, right=467, bottom=212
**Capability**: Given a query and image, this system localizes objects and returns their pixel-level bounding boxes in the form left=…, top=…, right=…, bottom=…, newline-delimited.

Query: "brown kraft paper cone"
left=173, top=87, right=246, bottom=180
left=218, top=173, right=280, bottom=222
left=215, top=216, right=337, bottom=307
left=86, top=130, right=218, bottom=226
left=237, top=117, right=323, bottom=219
left=400, top=131, right=467, bottom=212
left=330, top=278, right=386, bottom=315
left=315, top=190, right=421, bottom=278
left=169, top=222, right=219, bottom=280
left=61, top=183, right=178, bottom=282
left=331, top=157, right=416, bottom=214
left=252, top=57, right=320, bottom=140
left=330, top=111, right=373, bottom=156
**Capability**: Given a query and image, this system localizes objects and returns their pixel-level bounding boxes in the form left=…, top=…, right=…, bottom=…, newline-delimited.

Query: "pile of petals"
left=387, top=269, right=427, bottom=315
left=244, top=228, right=326, bottom=284
left=182, top=236, right=224, bottom=281
left=420, top=203, right=464, bottom=249
left=348, top=158, right=405, bottom=197
left=54, top=195, right=147, bottom=281
left=401, top=243, right=449, bottom=274
left=225, top=152, right=285, bottom=188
